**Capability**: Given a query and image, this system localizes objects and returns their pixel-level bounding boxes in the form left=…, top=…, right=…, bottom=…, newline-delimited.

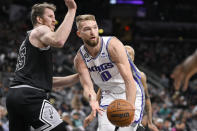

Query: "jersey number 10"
left=100, top=71, right=112, bottom=81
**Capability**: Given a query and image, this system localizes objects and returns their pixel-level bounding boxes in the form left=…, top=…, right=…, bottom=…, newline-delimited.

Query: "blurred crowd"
left=0, top=0, right=197, bottom=131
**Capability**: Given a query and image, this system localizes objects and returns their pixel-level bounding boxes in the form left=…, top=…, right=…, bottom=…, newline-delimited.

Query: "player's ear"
left=36, top=16, right=43, bottom=24
left=76, top=31, right=81, bottom=38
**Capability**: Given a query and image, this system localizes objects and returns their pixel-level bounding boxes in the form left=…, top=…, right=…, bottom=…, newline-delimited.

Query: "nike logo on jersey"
left=100, top=52, right=108, bottom=58
left=86, top=58, right=93, bottom=62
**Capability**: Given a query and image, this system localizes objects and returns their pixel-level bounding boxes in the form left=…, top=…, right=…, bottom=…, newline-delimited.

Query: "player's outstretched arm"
left=140, top=72, right=159, bottom=131
left=171, top=50, right=197, bottom=91
left=52, top=74, right=79, bottom=88
left=34, top=0, right=77, bottom=48
left=108, top=37, right=136, bottom=120
left=83, top=88, right=101, bottom=128
left=74, top=52, right=104, bottom=117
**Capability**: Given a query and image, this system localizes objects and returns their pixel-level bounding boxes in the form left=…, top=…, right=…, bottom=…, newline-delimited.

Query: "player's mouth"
left=90, top=37, right=96, bottom=40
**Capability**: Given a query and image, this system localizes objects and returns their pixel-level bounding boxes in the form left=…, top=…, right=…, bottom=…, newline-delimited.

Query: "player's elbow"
left=130, top=82, right=137, bottom=92
left=53, top=40, right=65, bottom=48
left=83, top=91, right=89, bottom=101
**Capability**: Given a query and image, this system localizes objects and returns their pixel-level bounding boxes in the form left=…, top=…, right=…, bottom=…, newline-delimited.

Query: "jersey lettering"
left=16, top=41, right=26, bottom=71
left=88, top=62, right=114, bottom=72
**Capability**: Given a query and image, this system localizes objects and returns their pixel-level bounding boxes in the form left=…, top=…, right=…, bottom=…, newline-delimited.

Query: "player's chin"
left=51, top=28, right=55, bottom=32
left=50, top=26, right=55, bottom=32
left=89, top=39, right=96, bottom=44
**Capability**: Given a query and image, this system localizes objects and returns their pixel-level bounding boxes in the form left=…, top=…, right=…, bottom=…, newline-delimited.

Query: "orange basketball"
left=107, top=99, right=135, bottom=127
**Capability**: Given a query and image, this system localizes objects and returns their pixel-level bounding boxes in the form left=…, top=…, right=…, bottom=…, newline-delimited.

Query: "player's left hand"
left=83, top=111, right=95, bottom=128
left=130, top=105, right=135, bottom=124
left=65, top=0, right=77, bottom=10
left=148, top=123, right=159, bottom=131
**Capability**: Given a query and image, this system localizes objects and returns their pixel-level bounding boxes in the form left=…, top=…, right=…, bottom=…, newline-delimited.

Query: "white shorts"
left=98, top=82, right=144, bottom=131
left=97, top=111, right=138, bottom=131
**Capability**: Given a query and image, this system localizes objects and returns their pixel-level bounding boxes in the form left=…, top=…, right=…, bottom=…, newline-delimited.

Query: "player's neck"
left=33, top=24, right=42, bottom=29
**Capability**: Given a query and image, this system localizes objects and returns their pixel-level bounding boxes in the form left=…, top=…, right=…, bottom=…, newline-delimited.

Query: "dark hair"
left=31, top=2, right=56, bottom=26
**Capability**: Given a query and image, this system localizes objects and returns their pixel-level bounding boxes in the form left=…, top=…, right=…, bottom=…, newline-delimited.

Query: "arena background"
left=0, top=0, right=197, bottom=130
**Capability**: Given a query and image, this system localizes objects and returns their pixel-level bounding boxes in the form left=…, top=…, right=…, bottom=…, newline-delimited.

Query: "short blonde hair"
left=76, top=14, right=96, bottom=29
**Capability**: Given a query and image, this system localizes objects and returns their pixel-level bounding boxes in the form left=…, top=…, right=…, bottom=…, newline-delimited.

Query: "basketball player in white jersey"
left=84, top=46, right=158, bottom=131
left=74, top=14, right=145, bottom=131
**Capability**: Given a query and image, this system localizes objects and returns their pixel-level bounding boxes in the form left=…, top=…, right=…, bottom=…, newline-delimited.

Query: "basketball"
left=107, top=99, right=135, bottom=127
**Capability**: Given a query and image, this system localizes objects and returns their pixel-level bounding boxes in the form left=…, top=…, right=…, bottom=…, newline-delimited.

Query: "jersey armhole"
left=106, top=37, right=113, bottom=63
left=28, top=30, right=51, bottom=51
left=79, top=48, right=89, bottom=68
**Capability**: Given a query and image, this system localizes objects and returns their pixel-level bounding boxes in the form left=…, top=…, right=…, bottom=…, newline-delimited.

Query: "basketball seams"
left=108, top=109, right=135, bottom=113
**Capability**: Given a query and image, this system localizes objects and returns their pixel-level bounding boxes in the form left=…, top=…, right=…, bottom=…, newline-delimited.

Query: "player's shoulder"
left=74, top=50, right=87, bottom=72
left=107, top=36, right=124, bottom=49
left=31, top=25, right=50, bottom=37
left=140, top=71, right=147, bottom=80
left=109, top=36, right=120, bottom=43
left=74, top=50, right=83, bottom=62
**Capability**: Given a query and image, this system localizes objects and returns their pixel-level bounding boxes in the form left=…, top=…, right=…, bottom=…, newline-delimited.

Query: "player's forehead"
left=80, top=20, right=97, bottom=28
left=43, top=8, right=55, bottom=16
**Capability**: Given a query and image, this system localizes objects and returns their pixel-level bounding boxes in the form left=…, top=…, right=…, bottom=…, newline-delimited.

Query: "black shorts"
left=6, top=86, right=63, bottom=131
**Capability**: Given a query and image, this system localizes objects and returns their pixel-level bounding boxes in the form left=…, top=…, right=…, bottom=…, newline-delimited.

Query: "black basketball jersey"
left=10, top=31, right=53, bottom=92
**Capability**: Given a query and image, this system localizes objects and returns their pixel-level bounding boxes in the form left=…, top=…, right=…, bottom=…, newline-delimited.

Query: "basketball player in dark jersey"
left=6, top=0, right=78, bottom=131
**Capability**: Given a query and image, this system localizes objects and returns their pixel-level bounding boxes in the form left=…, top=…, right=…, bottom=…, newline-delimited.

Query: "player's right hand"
left=64, top=0, right=77, bottom=10
left=90, top=100, right=104, bottom=117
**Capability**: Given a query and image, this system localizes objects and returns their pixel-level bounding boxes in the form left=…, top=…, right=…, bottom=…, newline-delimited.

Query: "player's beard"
left=84, top=37, right=99, bottom=47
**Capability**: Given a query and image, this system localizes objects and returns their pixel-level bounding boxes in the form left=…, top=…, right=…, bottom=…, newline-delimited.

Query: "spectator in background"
left=159, top=104, right=171, bottom=116
left=190, top=105, right=197, bottom=130
left=71, top=94, right=86, bottom=120
left=160, top=73, right=169, bottom=89
left=0, top=106, right=8, bottom=131
left=163, top=119, right=172, bottom=131
left=60, top=102, right=71, bottom=113
left=154, top=118, right=164, bottom=130
left=62, top=112, right=73, bottom=131
left=72, top=112, right=85, bottom=131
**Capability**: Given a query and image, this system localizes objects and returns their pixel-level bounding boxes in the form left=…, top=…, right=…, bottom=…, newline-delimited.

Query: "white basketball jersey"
left=80, top=36, right=125, bottom=93
left=80, top=36, right=145, bottom=126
